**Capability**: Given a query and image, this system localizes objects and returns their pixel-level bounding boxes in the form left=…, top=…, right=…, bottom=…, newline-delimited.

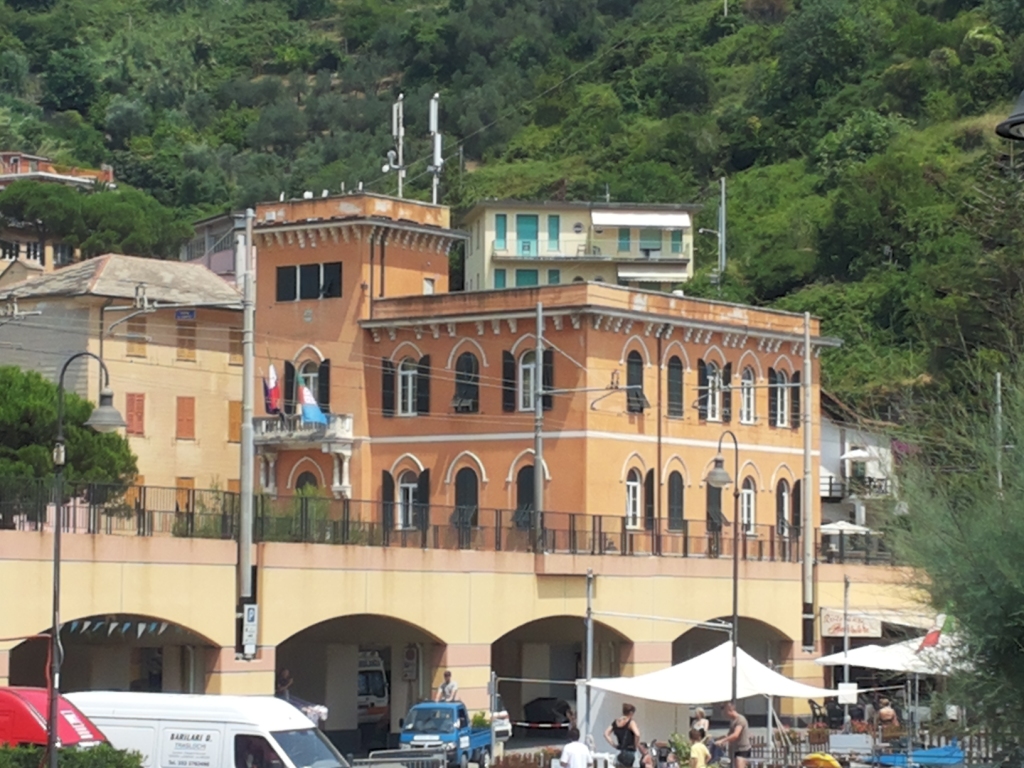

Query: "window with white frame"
left=299, top=360, right=318, bottom=405
left=740, top=366, right=756, bottom=424
left=775, top=370, right=790, bottom=427
left=398, top=471, right=418, bottom=529
left=625, top=469, right=642, bottom=528
left=706, top=362, right=723, bottom=421
left=398, top=358, right=418, bottom=416
left=519, top=350, right=537, bottom=411
left=741, top=477, right=757, bottom=534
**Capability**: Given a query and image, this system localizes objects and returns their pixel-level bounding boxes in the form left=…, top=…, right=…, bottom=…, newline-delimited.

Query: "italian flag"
left=918, top=613, right=952, bottom=650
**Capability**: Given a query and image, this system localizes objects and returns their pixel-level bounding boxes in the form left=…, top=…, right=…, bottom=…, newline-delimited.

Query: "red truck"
left=0, top=687, right=106, bottom=748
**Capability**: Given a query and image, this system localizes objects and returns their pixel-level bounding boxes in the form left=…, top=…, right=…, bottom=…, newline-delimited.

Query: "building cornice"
left=253, top=217, right=468, bottom=254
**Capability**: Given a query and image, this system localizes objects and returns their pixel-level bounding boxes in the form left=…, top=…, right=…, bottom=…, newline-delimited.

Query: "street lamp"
left=706, top=431, right=740, bottom=702
left=47, top=353, right=124, bottom=768
left=996, top=89, right=1024, bottom=140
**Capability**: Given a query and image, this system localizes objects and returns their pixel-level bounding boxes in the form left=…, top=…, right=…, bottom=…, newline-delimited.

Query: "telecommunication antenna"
left=428, top=92, right=444, bottom=205
left=382, top=94, right=406, bottom=198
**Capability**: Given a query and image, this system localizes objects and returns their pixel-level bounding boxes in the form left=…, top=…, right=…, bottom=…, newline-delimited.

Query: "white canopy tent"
left=580, top=642, right=848, bottom=740
left=816, top=634, right=958, bottom=676
left=820, top=521, right=873, bottom=535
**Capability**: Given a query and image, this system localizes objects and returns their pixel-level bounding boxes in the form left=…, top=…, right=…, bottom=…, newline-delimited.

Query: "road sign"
left=242, top=604, right=258, bottom=656
left=175, top=309, right=196, bottom=321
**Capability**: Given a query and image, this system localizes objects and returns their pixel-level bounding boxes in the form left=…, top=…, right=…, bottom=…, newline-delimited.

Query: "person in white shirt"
left=435, top=670, right=459, bottom=702
left=560, top=728, right=594, bottom=768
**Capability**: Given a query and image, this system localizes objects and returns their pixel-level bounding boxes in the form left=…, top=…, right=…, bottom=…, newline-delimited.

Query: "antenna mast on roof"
left=428, top=93, right=444, bottom=205
left=382, top=94, right=406, bottom=198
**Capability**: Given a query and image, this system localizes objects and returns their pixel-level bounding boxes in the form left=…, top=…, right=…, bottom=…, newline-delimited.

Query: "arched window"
left=453, top=352, right=479, bottom=413
left=776, top=479, right=791, bottom=535
left=741, top=477, right=756, bottom=534
left=398, top=358, right=418, bottom=416
left=792, top=480, right=802, bottom=534
left=296, top=471, right=318, bottom=491
left=668, top=470, right=684, bottom=530
left=706, top=483, right=723, bottom=534
left=454, top=467, right=479, bottom=527
left=625, top=469, right=641, bottom=528
left=740, top=367, right=756, bottom=424
left=771, top=370, right=790, bottom=427
left=298, top=361, right=319, bottom=406
left=667, top=356, right=684, bottom=418
left=626, top=351, right=647, bottom=413
left=398, top=470, right=418, bottom=529
left=519, top=351, right=537, bottom=411
left=706, top=362, right=722, bottom=421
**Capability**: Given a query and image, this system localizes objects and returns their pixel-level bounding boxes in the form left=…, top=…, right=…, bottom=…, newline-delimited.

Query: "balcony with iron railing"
left=0, top=479, right=896, bottom=565
left=820, top=475, right=891, bottom=500
left=253, top=413, right=354, bottom=448
left=490, top=233, right=691, bottom=262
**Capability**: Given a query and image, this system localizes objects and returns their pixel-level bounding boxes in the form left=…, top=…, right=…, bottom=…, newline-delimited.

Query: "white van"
left=357, top=652, right=388, bottom=726
left=66, top=692, right=349, bottom=768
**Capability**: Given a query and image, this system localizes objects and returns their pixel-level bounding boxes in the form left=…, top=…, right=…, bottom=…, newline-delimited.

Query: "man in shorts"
left=716, top=702, right=751, bottom=768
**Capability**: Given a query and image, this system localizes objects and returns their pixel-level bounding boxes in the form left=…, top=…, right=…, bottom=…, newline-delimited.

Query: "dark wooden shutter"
left=767, top=367, right=778, bottom=427
left=644, top=469, right=655, bottom=531
left=790, top=371, right=801, bottom=429
left=382, top=470, right=395, bottom=530
left=382, top=359, right=396, bottom=417
left=668, top=472, right=684, bottom=530
left=667, top=357, right=683, bottom=418
left=697, top=359, right=708, bottom=420
left=416, top=355, right=431, bottom=414
left=542, top=349, right=554, bottom=411
left=283, top=361, right=296, bottom=415
left=415, top=468, right=430, bottom=530
left=318, top=359, right=331, bottom=413
left=722, top=363, right=733, bottom=423
left=502, top=351, right=516, bottom=412
left=776, top=481, right=787, bottom=533
left=792, top=480, right=802, bottom=533
left=706, top=484, right=723, bottom=531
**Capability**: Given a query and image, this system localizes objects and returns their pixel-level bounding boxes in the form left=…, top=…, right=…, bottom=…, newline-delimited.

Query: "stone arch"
left=620, top=451, right=648, bottom=482
left=661, top=340, right=692, bottom=370
left=510, top=333, right=538, bottom=357
left=505, top=448, right=552, bottom=484
left=772, top=354, right=796, bottom=374
left=698, top=456, right=724, bottom=488
left=389, top=340, right=425, bottom=363
left=740, top=460, right=764, bottom=491
left=737, top=349, right=764, bottom=380
left=701, top=344, right=727, bottom=366
left=291, top=343, right=326, bottom=364
left=770, top=463, right=797, bottom=489
left=286, top=456, right=327, bottom=490
left=661, top=455, right=691, bottom=486
left=444, top=450, right=489, bottom=484
left=619, top=335, right=652, bottom=367
left=445, top=337, right=490, bottom=369
left=390, top=452, right=426, bottom=476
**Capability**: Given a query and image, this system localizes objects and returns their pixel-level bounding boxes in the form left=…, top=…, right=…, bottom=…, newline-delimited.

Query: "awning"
left=820, top=608, right=933, bottom=638
left=816, top=634, right=959, bottom=676
left=616, top=264, right=690, bottom=281
left=592, top=210, right=692, bottom=229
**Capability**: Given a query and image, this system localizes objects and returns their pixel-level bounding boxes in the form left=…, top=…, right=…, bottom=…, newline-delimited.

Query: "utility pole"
left=429, top=93, right=443, bottom=205
left=802, top=312, right=815, bottom=652
left=996, top=372, right=1003, bottom=492
left=392, top=94, right=405, bottom=198
left=718, top=177, right=727, bottom=277
left=585, top=569, right=594, bottom=739
left=533, top=302, right=544, bottom=550
left=239, top=208, right=256, bottom=658
left=842, top=575, right=850, bottom=721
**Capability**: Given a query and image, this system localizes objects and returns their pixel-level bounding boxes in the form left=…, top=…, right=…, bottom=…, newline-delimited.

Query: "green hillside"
left=2, top=0, right=1023, bottom=413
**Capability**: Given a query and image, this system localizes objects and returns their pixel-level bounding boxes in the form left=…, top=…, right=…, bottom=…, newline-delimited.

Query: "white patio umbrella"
left=840, top=448, right=872, bottom=461
left=816, top=634, right=958, bottom=676
left=820, top=520, right=872, bottom=535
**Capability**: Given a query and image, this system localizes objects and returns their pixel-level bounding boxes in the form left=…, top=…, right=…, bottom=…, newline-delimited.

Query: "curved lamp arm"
left=54, top=351, right=115, bottom=466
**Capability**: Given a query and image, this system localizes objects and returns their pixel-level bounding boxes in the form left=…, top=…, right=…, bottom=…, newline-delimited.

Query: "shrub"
left=0, top=745, right=144, bottom=768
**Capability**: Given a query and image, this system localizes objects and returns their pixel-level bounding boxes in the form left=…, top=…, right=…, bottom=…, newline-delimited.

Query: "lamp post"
left=706, top=431, right=740, bottom=702
left=996, top=90, right=1024, bottom=140
left=47, top=352, right=125, bottom=768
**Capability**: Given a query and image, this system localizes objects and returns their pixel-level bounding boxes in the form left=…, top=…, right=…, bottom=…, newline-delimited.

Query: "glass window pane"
left=547, top=215, right=560, bottom=251
left=547, top=269, right=560, bottom=285
left=322, top=262, right=342, bottom=298
left=276, top=266, right=297, bottom=302
left=617, top=228, right=630, bottom=252
left=495, top=214, right=507, bottom=250
left=494, top=269, right=506, bottom=288
left=299, top=264, right=320, bottom=299
left=671, top=230, right=683, bottom=254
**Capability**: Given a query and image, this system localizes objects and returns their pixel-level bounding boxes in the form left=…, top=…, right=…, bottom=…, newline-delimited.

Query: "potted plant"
left=807, top=721, right=830, bottom=746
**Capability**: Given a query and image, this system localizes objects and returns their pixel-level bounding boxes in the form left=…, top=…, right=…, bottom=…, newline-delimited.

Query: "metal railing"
left=820, top=476, right=891, bottom=499
left=0, top=479, right=896, bottom=565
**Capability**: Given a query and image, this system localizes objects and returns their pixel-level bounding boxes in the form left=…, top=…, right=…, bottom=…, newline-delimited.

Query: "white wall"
left=820, top=419, right=893, bottom=493
left=326, top=644, right=359, bottom=731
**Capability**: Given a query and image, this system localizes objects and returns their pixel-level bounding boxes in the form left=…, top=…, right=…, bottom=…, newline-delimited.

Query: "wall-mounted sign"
left=402, top=644, right=418, bottom=681
left=175, top=309, right=196, bottom=321
left=242, top=604, right=258, bottom=656
left=821, top=608, right=882, bottom=638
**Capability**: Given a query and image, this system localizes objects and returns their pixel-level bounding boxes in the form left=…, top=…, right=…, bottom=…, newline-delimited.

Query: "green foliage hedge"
left=0, top=745, right=143, bottom=768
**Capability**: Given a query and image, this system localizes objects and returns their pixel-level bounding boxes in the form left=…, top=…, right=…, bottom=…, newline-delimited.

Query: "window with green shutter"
left=617, top=228, right=631, bottom=252
left=494, top=269, right=506, bottom=288
left=671, top=230, right=683, bottom=254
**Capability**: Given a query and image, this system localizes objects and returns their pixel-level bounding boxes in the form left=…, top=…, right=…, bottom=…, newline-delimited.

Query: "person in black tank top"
left=604, top=703, right=644, bottom=767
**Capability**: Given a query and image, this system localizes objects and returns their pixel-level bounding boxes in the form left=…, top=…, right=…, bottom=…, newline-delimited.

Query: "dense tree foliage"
left=0, top=366, right=137, bottom=484
left=2, top=0, right=1024, bottom=411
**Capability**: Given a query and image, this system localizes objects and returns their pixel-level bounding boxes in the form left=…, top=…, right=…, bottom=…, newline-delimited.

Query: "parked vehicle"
left=0, top=687, right=105, bottom=748
left=522, top=697, right=572, bottom=727
left=67, top=691, right=349, bottom=768
left=398, top=702, right=491, bottom=768
left=489, top=695, right=511, bottom=742
left=358, top=652, right=389, bottom=727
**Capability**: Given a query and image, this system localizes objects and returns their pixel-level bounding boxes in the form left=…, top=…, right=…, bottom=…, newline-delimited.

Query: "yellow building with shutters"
left=0, top=253, right=244, bottom=491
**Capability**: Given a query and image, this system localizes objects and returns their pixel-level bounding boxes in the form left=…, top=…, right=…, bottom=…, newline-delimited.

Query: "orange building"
left=252, top=194, right=838, bottom=545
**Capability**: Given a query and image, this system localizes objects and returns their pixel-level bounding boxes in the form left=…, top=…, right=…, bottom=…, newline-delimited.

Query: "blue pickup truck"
left=398, top=702, right=492, bottom=768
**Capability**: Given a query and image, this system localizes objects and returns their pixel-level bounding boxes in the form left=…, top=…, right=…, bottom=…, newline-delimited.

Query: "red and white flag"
left=918, top=613, right=950, bottom=651
left=263, top=364, right=282, bottom=414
